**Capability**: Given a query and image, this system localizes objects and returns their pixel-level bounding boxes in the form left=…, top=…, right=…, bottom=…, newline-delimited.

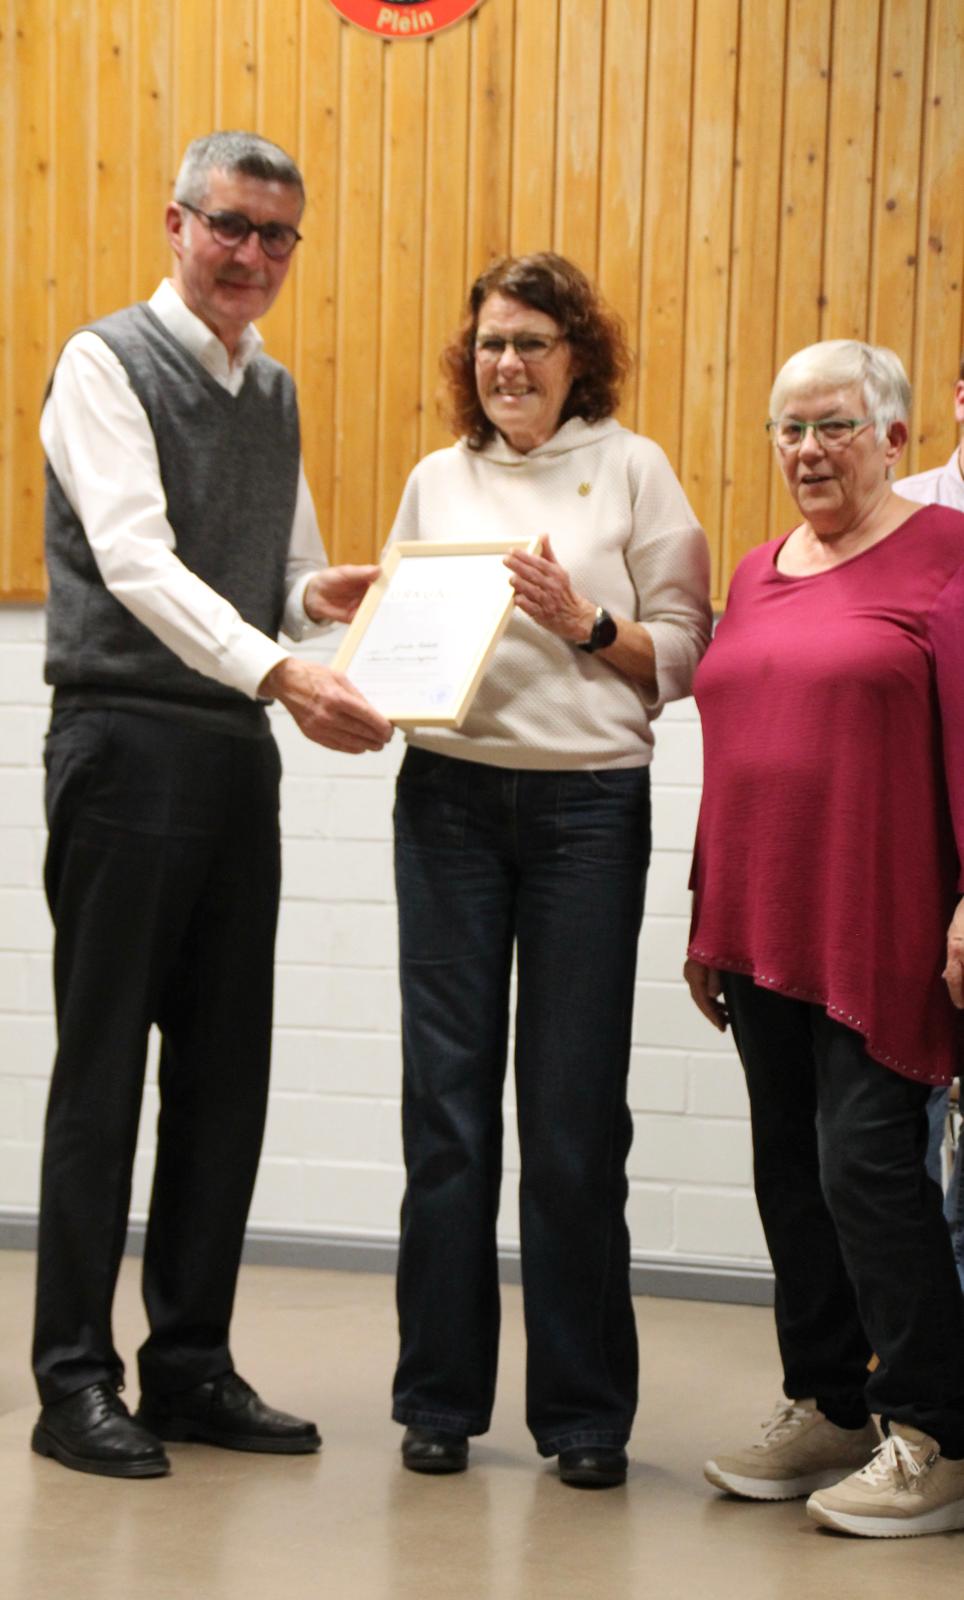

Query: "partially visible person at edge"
left=897, top=353, right=964, bottom=511
left=684, top=339, right=964, bottom=1539
left=896, top=354, right=964, bottom=1288
left=387, top=252, right=712, bottom=1490
left=32, top=130, right=393, bottom=1480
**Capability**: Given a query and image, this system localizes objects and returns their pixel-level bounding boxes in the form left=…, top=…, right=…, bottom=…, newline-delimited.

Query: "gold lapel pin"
left=578, top=482, right=591, bottom=497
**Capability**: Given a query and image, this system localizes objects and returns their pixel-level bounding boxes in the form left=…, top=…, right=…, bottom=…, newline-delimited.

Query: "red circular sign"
left=327, top=0, right=486, bottom=40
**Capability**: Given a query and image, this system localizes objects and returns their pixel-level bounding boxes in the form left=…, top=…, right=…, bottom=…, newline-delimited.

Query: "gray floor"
left=0, top=1249, right=950, bottom=1598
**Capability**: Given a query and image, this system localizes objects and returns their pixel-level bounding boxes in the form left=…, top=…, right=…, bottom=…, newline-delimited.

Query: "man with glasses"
left=32, top=131, right=392, bottom=1478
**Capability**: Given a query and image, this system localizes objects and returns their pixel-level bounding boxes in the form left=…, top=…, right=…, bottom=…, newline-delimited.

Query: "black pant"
left=392, top=750, right=650, bottom=1454
left=33, top=704, right=281, bottom=1404
left=724, top=972, right=964, bottom=1455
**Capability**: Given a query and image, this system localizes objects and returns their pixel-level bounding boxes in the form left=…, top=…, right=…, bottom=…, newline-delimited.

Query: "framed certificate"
left=331, top=538, right=540, bottom=728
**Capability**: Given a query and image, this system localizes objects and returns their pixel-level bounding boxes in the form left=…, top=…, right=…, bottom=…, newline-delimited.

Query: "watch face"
left=594, top=610, right=617, bottom=649
left=577, top=606, right=618, bottom=653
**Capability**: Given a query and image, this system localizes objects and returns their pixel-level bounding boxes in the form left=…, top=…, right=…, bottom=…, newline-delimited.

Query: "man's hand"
left=683, top=957, right=729, bottom=1032
left=304, top=564, right=382, bottom=625
left=943, top=897, right=964, bottom=1008
left=260, top=657, right=393, bottom=753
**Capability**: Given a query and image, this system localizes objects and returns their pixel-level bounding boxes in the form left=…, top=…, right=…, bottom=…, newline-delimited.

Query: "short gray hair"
left=174, top=131, right=305, bottom=211
left=769, top=340, right=911, bottom=441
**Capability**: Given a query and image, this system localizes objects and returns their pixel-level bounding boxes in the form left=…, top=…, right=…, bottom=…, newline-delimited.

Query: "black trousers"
left=724, top=972, right=964, bottom=1455
left=33, top=703, right=282, bottom=1404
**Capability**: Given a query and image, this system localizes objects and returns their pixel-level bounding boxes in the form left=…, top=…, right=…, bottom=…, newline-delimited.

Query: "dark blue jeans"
left=943, top=1129, right=964, bottom=1294
left=392, top=747, right=650, bottom=1456
left=925, top=1086, right=964, bottom=1292
left=724, top=972, right=964, bottom=1455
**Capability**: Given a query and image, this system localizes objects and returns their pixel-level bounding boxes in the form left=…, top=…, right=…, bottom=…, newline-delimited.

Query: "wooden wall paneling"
left=254, top=0, right=301, bottom=158
left=171, top=0, right=215, bottom=168
left=132, top=0, right=173, bottom=301
left=911, top=0, right=964, bottom=472
left=0, top=0, right=15, bottom=592
left=767, top=0, right=831, bottom=535
left=214, top=0, right=257, bottom=130
left=821, top=0, right=881, bottom=342
left=92, top=0, right=134, bottom=315
left=720, top=0, right=786, bottom=586
left=464, top=0, right=514, bottom=276
left=866, top=0, right=925, bottom=421
left=771, top=0, right=831, bottom=365
left=419, top=23, right=471, bottom=460
left=296, top=0, right=342, bottom=549
left=679, top=0, right=739, bottom=584
left=255, top=0, right=302, bottom=373
left=332, top=26, right=383, bottom=562
left=637, top=0, right=695, bottom=468
left=597, top=0, right=649, bottom=419
left=508, top=0, right=558, bottom=254
left=5, top=0, right=964, bottom=601
left=553, top=0, right=603, bottom=271
left=375, top=38, right=427, bottom=544
left=50, top=0, right=92, bottom=356
left=8, top=0, right=51, bottom=596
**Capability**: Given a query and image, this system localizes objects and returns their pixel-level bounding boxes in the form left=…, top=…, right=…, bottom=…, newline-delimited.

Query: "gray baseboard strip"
left=0, top=1212, right=774, bottom=1307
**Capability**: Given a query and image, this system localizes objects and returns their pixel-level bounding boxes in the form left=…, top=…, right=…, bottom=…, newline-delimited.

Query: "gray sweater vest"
left=44, top=303, right=300, bottom=704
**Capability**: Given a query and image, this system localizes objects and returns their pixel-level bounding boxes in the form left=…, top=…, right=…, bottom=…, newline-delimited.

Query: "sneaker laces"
left=759, top=1400, right=813, bottom=1446
left=856, top=1433, right=933, bottom=1490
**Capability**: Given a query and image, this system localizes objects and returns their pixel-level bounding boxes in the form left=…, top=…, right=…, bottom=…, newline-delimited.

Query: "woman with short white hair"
left=685, top=339, right=964, bottom=1538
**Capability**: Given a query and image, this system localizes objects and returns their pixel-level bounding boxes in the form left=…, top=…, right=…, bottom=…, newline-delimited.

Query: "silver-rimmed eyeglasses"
left=178, top=202, right=302, bottom=260
left=766, top=417, right=874, bottom=452
left=474, top=334, right=568, bottom=364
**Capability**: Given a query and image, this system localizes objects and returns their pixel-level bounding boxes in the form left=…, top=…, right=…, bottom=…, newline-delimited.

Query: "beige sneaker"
left=704, top=1398, right=878, bottom=1501
left=807, top=1424, right=964, bottom=1538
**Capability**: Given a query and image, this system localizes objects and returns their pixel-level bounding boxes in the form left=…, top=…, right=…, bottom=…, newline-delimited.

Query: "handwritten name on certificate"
left=333, top=539, right=539, bottom=727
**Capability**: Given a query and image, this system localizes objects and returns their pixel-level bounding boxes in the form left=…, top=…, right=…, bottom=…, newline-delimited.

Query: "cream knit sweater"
left=388, top=416, right=712, bottom=770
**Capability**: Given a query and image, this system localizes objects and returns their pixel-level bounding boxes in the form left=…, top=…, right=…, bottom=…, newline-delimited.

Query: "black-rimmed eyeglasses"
left=178, top=202, right=302, bottom=261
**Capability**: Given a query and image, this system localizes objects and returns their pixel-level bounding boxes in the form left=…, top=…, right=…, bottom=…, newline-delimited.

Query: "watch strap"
left=577, top=606, right=617, bottom=654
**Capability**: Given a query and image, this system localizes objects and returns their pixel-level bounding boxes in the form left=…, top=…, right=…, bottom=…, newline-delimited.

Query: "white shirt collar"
left=148, top=280, right=263, bottom=393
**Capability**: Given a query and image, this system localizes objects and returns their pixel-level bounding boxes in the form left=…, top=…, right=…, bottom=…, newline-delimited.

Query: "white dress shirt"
left=41, top=280, right=328, bottom=700
left=895, top=447, right=964, bottom=514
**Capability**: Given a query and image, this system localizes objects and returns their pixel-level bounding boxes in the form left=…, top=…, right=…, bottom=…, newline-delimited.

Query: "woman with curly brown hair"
left=389, top=253, right=711, bottom=1487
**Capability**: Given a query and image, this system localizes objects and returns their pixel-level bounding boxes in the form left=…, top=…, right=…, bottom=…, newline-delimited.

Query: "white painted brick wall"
left=0, top=607, right=767, bottom=1272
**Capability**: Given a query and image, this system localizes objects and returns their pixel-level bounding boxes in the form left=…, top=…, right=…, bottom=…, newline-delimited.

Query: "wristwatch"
left=577, top=606, right=618, bottom=654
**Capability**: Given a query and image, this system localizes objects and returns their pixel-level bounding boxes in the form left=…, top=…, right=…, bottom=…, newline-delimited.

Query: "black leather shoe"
left=135, top=1372, right=320, bottom=1455
left=558, top=1446, right=628, bottom=1488
left=32, top=1382, right=170, bottom=1479
left=401, top=1426, right=469, bottom=1475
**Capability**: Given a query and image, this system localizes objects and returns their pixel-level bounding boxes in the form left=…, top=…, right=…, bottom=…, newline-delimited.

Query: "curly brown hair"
left=439, top=253, right=633, bottom=450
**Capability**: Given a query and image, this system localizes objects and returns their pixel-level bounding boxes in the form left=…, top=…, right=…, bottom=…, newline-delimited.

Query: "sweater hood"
left=465, top=415, right=622, bottom=467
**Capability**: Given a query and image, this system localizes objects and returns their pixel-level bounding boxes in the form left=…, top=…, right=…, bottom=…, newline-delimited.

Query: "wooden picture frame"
left=331, top=538, right=540, bottom=728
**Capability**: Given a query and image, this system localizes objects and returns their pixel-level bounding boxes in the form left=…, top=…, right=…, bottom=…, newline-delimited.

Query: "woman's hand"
left=504, top=535, right=658, bottom=694
left=504, top=536, right=596, bottom=642
left=683, top=958, right=729, bottom=1032
left=943, top=898, right=964, bottom=1008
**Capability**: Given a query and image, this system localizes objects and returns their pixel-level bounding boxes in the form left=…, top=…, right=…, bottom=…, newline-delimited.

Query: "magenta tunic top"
left=688, top=504, right=964, bottom=1085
